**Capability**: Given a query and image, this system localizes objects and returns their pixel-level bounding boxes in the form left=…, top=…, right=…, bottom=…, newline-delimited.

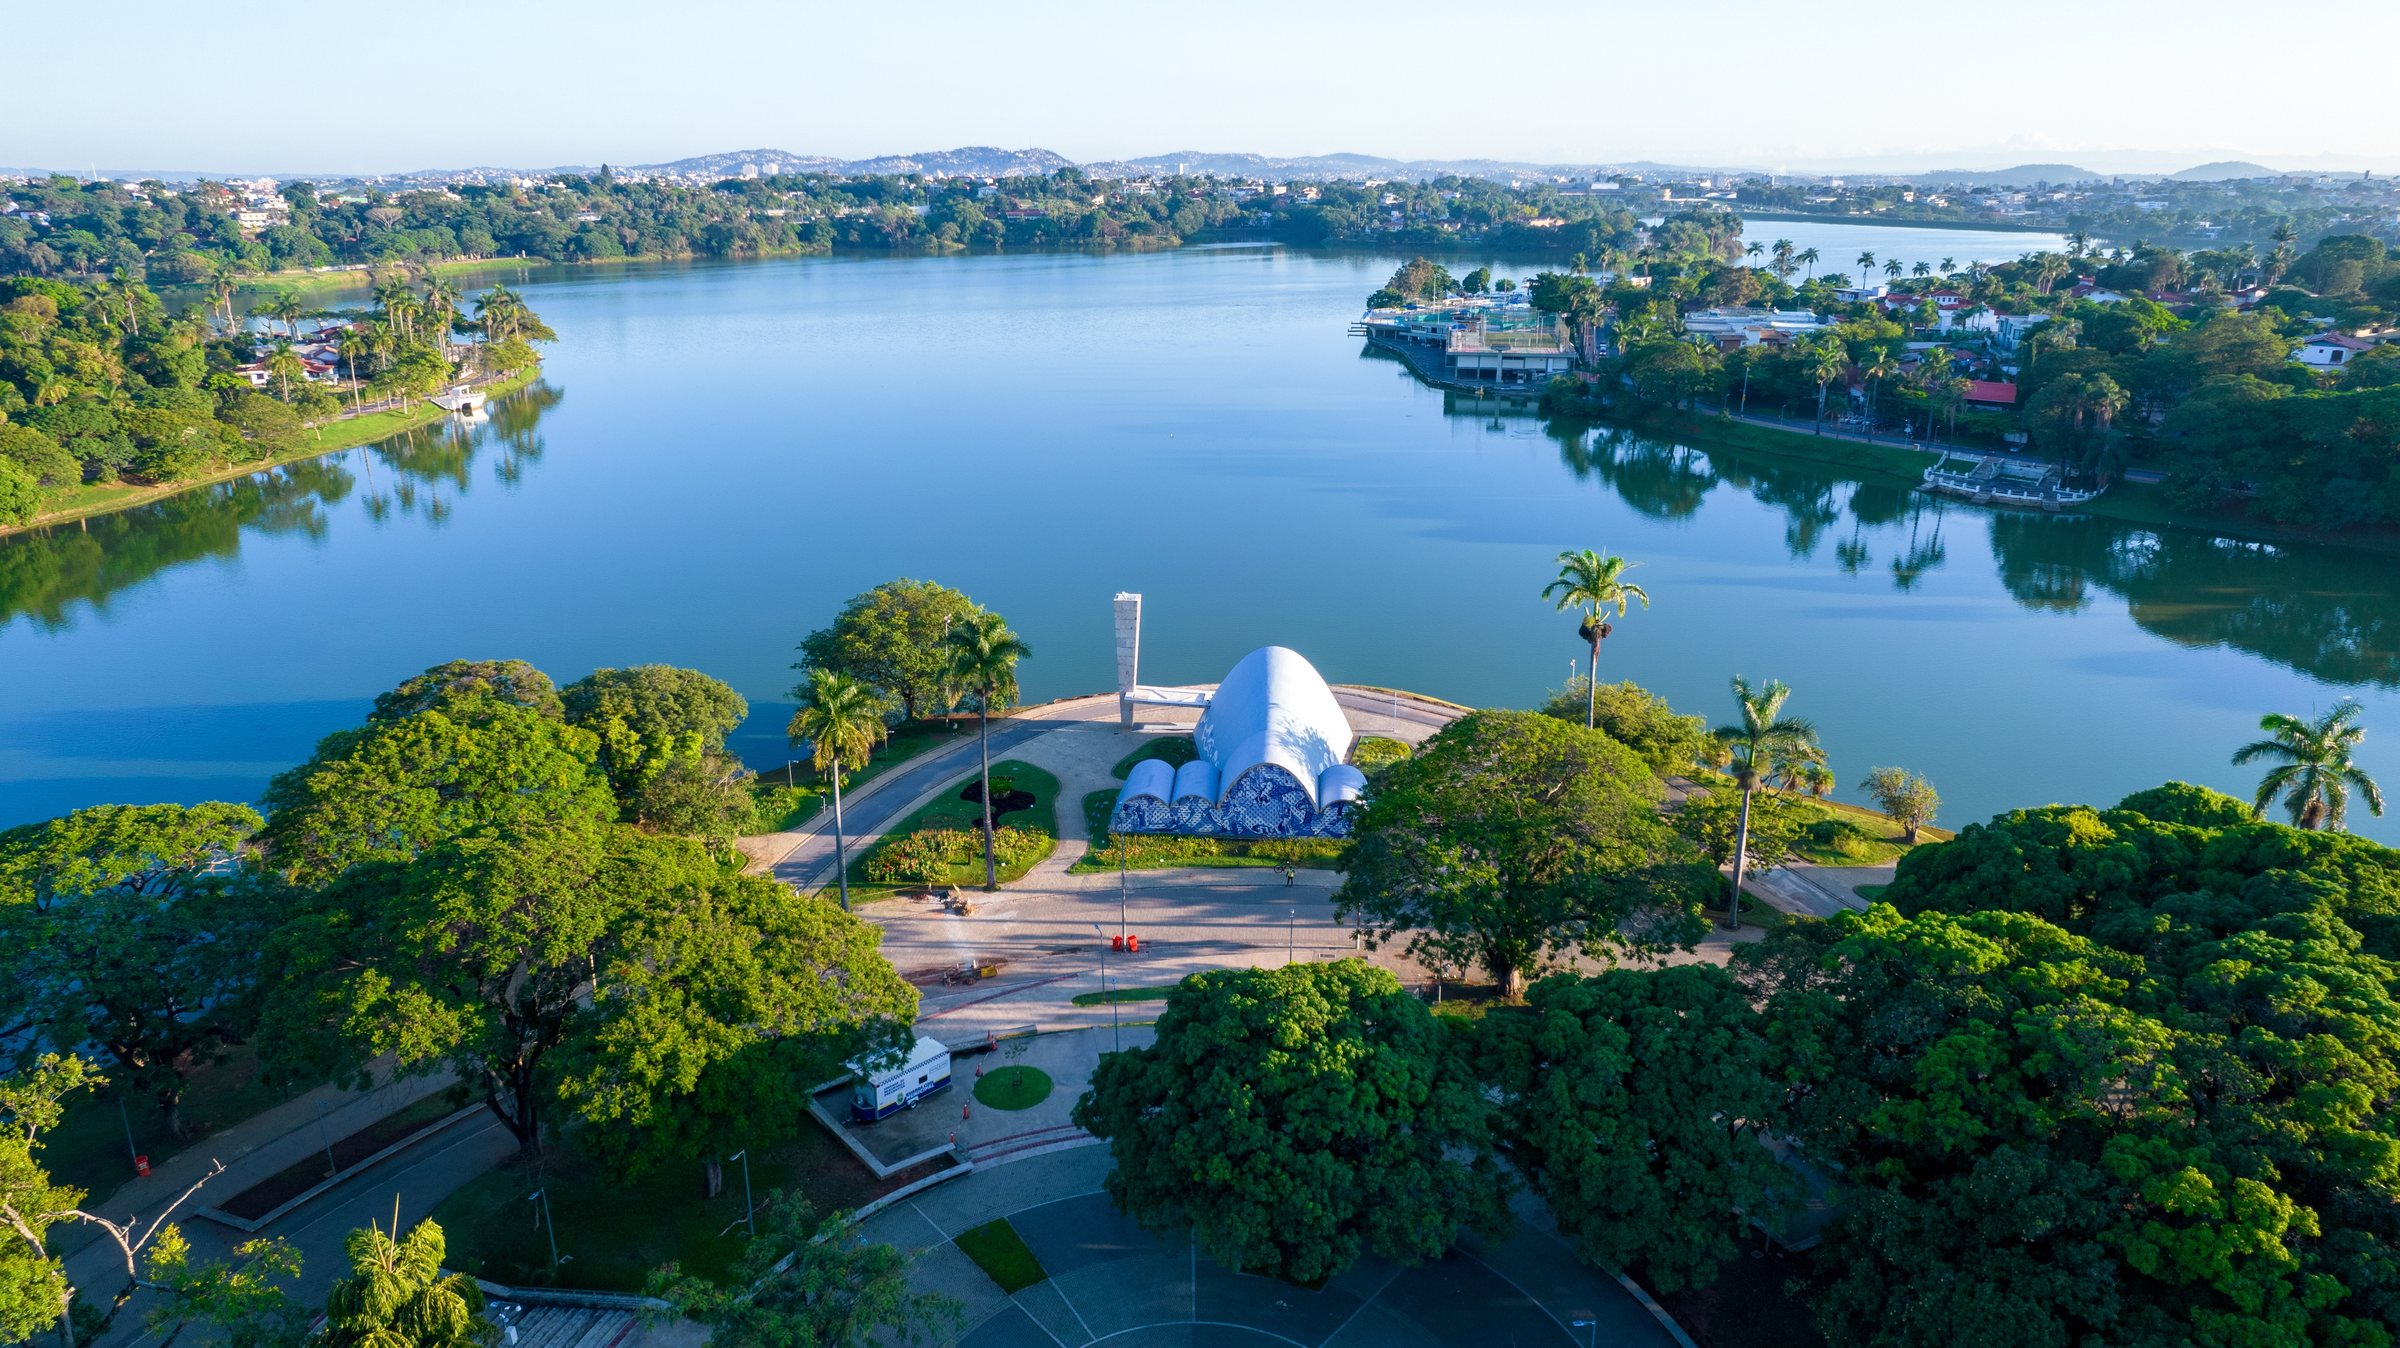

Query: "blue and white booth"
left=1110, top=647, right=1369, bottom=839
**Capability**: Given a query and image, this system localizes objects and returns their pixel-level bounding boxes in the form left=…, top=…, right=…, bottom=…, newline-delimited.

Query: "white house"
left=1830, top=282, right=1889, bottom=303
left=2293, top=333, right=2374, bottom=368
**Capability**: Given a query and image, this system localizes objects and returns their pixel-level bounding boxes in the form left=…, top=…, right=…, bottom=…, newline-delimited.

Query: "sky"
left=14, top=0, right=2400, bottom=177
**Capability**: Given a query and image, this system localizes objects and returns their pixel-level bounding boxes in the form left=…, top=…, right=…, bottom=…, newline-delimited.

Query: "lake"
left=5, top=236, right=2395, bottom=844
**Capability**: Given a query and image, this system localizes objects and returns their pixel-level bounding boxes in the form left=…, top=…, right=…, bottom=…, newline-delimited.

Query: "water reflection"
left=1988, top=516, right=2400, bottom=687
left=0, top=381, right=562, bottom=633
left=1467, top=402, right=2400, bottom=691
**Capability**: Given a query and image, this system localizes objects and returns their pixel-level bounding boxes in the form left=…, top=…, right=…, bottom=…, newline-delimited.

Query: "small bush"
left=864, top=826, right=1051, bottom=885
left=1350, top=737, right=1412, bottom=776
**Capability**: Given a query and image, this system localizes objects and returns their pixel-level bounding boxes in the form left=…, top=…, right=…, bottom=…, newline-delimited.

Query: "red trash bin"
left=1111, top=935, right=1124, bottom=952
left=1126, top=934, right=1140, bottom=953
left=134, top=1156, right=150, bottom=1177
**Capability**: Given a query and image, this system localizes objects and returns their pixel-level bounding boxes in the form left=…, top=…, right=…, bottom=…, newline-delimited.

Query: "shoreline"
left=1, top=368, right=544, bottom=539
left=1561, top=401, right=2400, bottom=556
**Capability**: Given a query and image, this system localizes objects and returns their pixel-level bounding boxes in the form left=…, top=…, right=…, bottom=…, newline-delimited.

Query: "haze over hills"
left=4, top=145, right=2354, bottom=187
left=2168, top=161, right=2281, bottom=181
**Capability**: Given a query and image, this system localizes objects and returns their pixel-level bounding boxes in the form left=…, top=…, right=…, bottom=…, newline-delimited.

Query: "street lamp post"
left=730, top=1150, right=754, bottom=1237
left=1091, top=923, right=1119, bottom=1052
left=527, top=1188, right=559, bottom=1271
left=315, top=1101, right=338, bottom=1177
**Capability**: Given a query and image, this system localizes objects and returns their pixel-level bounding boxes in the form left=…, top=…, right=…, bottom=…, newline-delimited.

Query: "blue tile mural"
left=1112, top=764, right=1356, bottom=839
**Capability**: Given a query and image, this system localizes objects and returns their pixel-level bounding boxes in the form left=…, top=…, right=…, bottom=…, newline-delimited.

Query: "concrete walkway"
left=863, top=1146, right=1685, bottom=1348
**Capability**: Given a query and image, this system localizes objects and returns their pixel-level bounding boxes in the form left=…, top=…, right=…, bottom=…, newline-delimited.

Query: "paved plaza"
left=861, top=1147, right=1685, bottom=1348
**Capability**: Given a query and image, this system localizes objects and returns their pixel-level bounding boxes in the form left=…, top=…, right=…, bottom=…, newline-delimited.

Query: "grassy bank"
left=836, top=759, right=1061, bottom=902
left=1584, top=402, right=2400, bottom=556
left=45, top=1043, right=298, bottom=1218
left=3, top=368, right=543, bottom=539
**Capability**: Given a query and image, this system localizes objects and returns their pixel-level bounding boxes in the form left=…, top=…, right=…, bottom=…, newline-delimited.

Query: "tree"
left=1337, top=710, right=1694, bottom=996
left=1537, top=680, right=1710, bottom=776
left=559, top=665, right=750, bottom=819
left=141, top=1224, right=310, bottom=1348
left=648, top=1192, right=960, bottom=1348
left=321, top=1220, right=490, bottom=1348
left=553, top=864, right=914, bottom=1182
left=1744, top=810, right=2400, bottom=1348
left=1071, top=961, right=1512, bottom=1284
left=0, top=1055, right=97, bottom=1347
left=0, top=803, right=267, bottom=1133
left=1477, top=965, right=1799, bottom=1291
left=261, top=291, right=304, bottom=340
left=0, top=459, right=39, bottom=526
left=1858, top=767, right=1940, bottom=842
left=1542, top=549, right=1650, bottom=729
left=2233, top=702, right=2383, bottom=830
left=258, top=701, right=615, bottom=883
left=1670, top=788, right=1806, bottom=879
left=371, top=659, right=563, bottom=722
left=942, top=610, right=1032, bottom=892
left=1810, top=339, right=1850, bottom=433
left=795, top=579, right=979, bottom=723
left=1711, top=677, right=1818, bottom=928
left=263, top=344, right=304, bottom=403
left=787, top=672, right=889, bottom=911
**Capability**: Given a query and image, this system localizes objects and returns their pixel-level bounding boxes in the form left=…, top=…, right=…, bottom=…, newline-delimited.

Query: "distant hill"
left=2169, top=161, right=2279, bottom=181
left=1905, top=164, right=2106, bottom=187
left=629, top=148, right=843, bottom=178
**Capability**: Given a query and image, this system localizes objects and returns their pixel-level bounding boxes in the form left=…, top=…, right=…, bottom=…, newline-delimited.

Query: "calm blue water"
left=4, top=245, right=2395, bottom=843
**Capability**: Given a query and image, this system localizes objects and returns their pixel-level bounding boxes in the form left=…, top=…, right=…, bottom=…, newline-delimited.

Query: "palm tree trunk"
left=1586, top=631, right=1602, bottom=729
left=979, top=695, right=997, bottom=891
left=1727, top=784, right=1755, bottom=929
left=832, top=770, right=849, bottom=911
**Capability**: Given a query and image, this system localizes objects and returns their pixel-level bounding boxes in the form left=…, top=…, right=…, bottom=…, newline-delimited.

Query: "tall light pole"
left=1091, top=923, right=1119, bottom=1052
left=527, top=1189, right=558, bottom=1271
left=729, top=1150, right=754, bottom=1237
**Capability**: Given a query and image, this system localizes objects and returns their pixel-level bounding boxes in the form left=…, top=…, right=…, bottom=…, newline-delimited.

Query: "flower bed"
left=864, top=826, right=1052, bottom=886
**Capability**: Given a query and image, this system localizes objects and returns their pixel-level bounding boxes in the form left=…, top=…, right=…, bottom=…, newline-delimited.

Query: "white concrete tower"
left=1113, top=593, right=1141, bottom=726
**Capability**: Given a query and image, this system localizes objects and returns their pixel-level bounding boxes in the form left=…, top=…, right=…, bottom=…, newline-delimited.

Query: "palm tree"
left=1856, top=251, right=1876, bottom=281
left=1797, top=247, right=1820, bottom=279
left=1745, top=241, right=1765, bottom=263
left=1711, top=677, right=1818, bottom=927
left=207, top=256, right=246, bottom=335
left=1861, top=349, right=1900, bottom=427
left=2233, top=703, right=2383, bottom=830
left=1771, top=238, right=1795, bottom=279
left=1810, top=339, right=1849, bottom=433
left=1912, top=261, right=1932, bottom=278
left=786, top=671, right=889, bottom=911
left=943, top=610, right=1033, bottom=891
left=1542, top=550, right=1650, bottom=729
left=1884, top=258, right=1904, bottom=281
left=1938, top=256, right=1956, bottom=276
left=264, top=289, right=305, bottom=339
left=265, top=342, right=305, bottom=402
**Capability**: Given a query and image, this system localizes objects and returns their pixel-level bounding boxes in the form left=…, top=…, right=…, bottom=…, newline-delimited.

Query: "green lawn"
left=429, top=1120, right=951, bottom=1292
left=953, top=1218, right=1048, bottom=1294
left=837, top=759, right=1061, bottom=902
left=971, top=1066, right=1053, bottom=1111
left=1069, top=790, right=1347, bottom=875
left=1069, top=984, right=1184, bottom=1007
left=748, top=719, right=977, bottom=833
left=1110, top=735, right=1200, bottom=778
left=1855, top=884, right=1889, bottom=902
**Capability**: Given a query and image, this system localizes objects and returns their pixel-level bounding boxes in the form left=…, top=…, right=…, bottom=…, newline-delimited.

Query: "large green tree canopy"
left=795, top=579, right=979, bottom=722
left=1337, top=709, right=1699, bottom=993
left=258, top=822, right=913, bottom=1160
left=1071, top=960, right=1511, bottom=1284
left=259, top=697, right=614, bottom=883
left=1737, top=779, right=2400, bottom=1347
left=0, top=802, right=267, bottom=1130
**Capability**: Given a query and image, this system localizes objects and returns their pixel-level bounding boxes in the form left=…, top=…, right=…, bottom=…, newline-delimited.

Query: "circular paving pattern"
left=953, top=1192, right=1676, bottom=1347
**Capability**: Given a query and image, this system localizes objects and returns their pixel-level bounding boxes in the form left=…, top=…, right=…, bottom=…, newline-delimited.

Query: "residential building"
left=2293, top=333, right=2374, bottom=368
